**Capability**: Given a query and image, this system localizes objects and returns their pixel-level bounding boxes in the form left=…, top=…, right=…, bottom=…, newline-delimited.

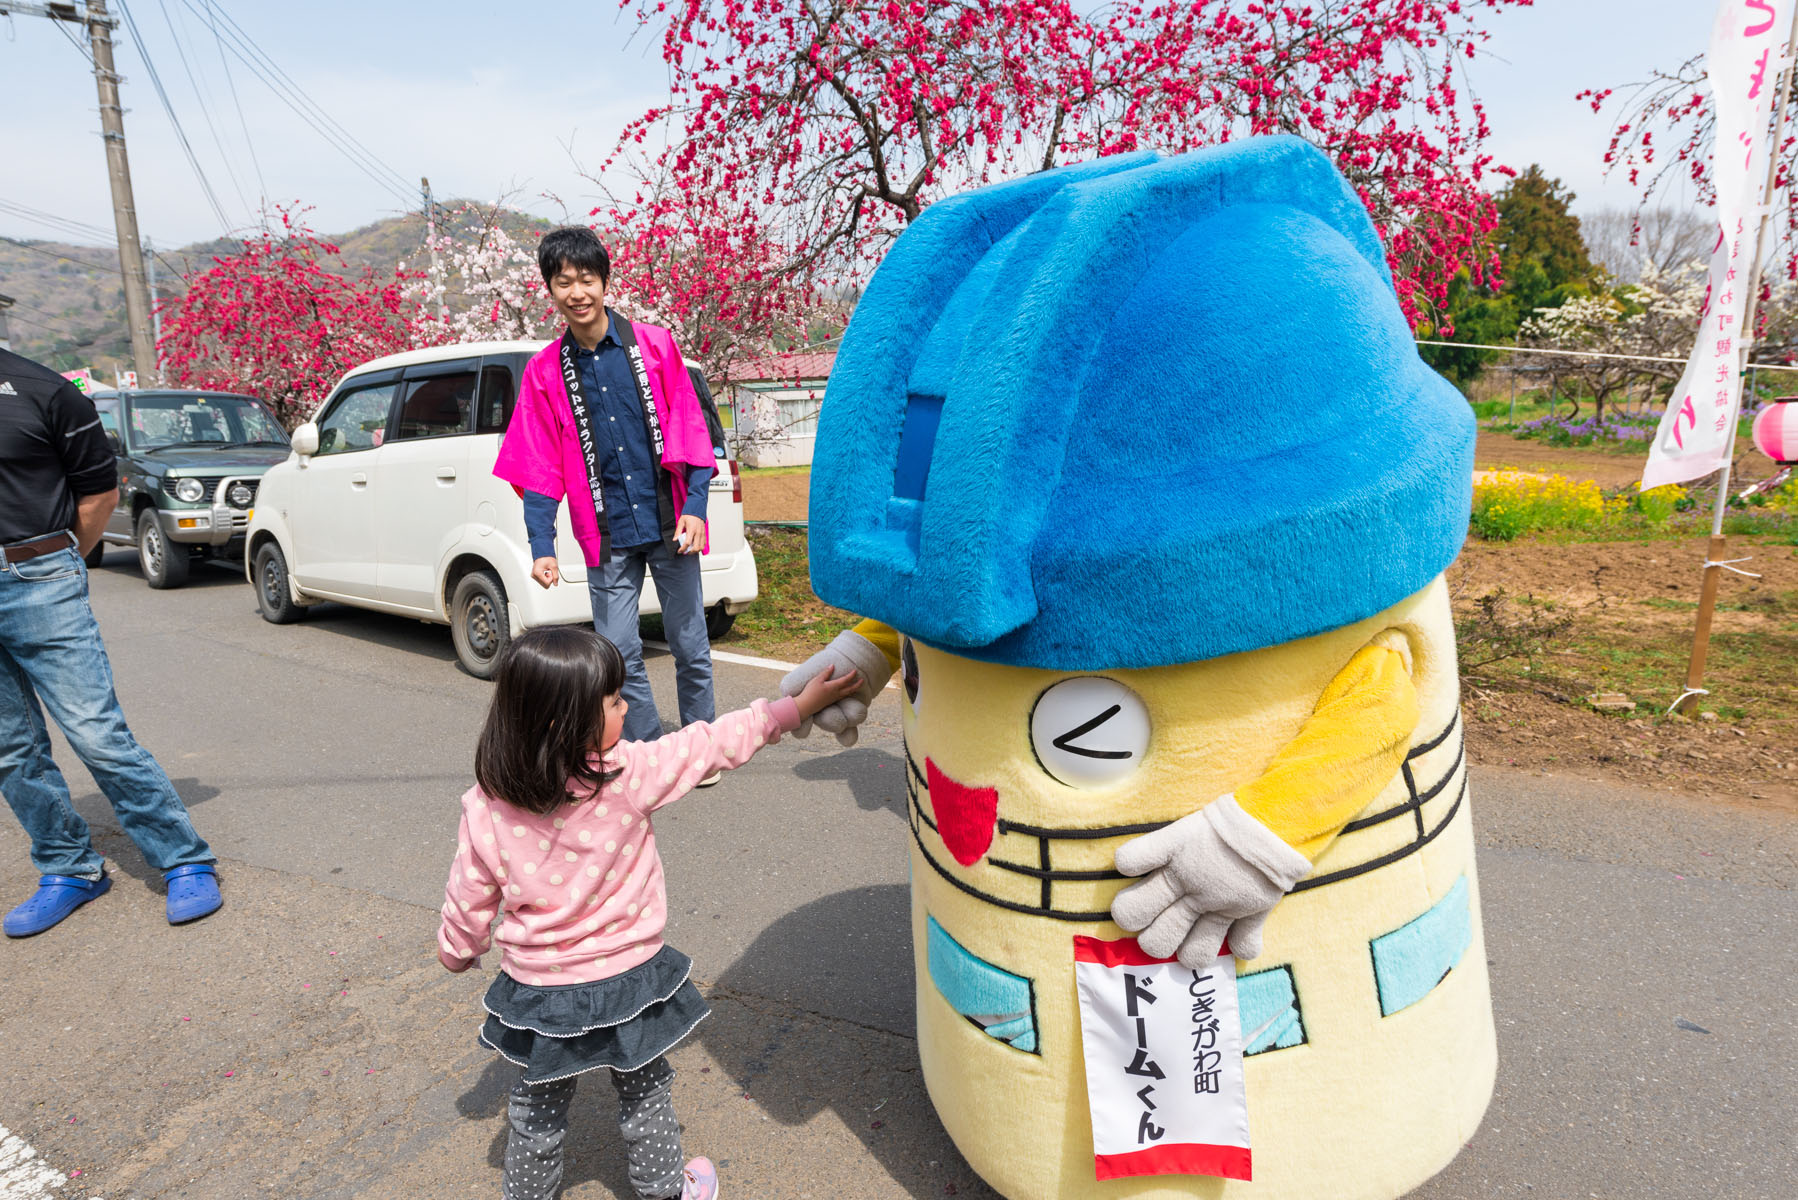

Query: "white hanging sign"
left=1073, top=936, right=1252, bottom=1182
left=1644, top=0, right=1794, bottom=490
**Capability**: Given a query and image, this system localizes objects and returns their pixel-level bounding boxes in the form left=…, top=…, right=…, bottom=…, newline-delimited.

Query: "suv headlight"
left=172, top=477, right=205, bottom=503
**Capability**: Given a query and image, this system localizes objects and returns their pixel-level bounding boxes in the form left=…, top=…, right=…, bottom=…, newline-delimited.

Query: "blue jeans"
left=0, top=545, right=213, bottom=878
left=588, top=540, right=714, bottom=743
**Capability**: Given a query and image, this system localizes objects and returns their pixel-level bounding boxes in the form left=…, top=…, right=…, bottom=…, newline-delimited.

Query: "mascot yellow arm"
left=851, top=617, right=904, bottom=673
left=1235, top=643, right=1420, bottom=863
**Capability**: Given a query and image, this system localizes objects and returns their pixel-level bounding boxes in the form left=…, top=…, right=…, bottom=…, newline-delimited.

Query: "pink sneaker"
left=680, top=1156, right=719, bottom=1200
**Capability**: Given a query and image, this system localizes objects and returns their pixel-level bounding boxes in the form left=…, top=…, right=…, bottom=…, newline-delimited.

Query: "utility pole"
left=87, top=0, right=157, bottom=377
left=422, top=176, right=447, bottom=322
left=0, top=1, right=157, bottom=377
left=143, top=236, right=163, bottom=377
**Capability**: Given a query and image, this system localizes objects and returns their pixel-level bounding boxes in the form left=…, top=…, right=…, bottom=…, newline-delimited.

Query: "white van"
left=244, top=341, right=757, bottom=677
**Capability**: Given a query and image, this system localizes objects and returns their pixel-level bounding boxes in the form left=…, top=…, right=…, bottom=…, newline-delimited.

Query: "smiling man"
left=493, top=228, right=721, bottom=767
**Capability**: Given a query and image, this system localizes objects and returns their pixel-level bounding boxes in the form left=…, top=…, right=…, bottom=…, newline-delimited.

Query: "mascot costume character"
left=782, top=137, right=1495, bottom=1199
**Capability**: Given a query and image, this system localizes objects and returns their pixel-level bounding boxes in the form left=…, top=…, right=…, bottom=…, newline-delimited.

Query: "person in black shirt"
left=0, top=348, right=222, bottom=936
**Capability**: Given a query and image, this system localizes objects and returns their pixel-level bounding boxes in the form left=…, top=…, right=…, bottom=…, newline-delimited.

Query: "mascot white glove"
left=1111, top=794, right=1312, bottom=969
left=779, top=630, right=894, bottom=746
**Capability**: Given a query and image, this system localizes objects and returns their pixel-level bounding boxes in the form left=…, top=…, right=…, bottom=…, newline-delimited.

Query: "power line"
left=177, top=0, right=415, bottom=207
left=114, top=0, right=233, bottom=232
left=0, top=234, right=126, bottom=274
left=155, top=0, right=250, bottom=219
left=0, top=197, right=118, bottom=242
left=49, top=13, right=93, bottom=63
left=197, top=0, right=264, bottom=207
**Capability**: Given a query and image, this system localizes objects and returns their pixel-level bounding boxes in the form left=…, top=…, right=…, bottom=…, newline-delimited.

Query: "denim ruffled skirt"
left=478, top=945, right=710, bottom=1083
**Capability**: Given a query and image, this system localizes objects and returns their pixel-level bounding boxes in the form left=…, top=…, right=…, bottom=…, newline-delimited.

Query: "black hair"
left=474, top=626, right=625, bottom=814
left=537, top=226, right=611, bottom=288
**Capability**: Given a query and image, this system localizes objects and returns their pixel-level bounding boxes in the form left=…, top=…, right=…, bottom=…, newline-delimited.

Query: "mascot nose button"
left=925, top=758, right=999, bottom=867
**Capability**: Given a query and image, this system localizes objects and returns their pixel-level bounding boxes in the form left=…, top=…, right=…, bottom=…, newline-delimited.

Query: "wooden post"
left=1672, top=4, right=1798, bottom=715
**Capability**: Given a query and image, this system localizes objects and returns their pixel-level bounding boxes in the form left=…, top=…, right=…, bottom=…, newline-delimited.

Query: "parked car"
left=87, top=388, right=292, bottom=588
left=244, top=341, right=758, bottom=678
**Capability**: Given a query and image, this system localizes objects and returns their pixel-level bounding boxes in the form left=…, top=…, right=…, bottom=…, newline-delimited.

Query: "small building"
left=724, top=349, right=836, bottom=467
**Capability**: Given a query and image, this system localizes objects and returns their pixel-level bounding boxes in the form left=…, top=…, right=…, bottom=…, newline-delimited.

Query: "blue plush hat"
left=808, top=135, right=1474, bottom=671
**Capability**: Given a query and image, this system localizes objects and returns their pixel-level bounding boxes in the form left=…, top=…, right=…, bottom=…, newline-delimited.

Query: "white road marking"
left=645, top=640, right=898, bottom=688
left=0, top=1124, right=71, bottom=1198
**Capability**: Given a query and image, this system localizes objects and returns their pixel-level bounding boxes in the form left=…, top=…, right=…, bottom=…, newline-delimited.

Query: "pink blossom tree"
left=1581, top=54, right=1798, bottom=296
left=610, top=0, right=1529, bottom=329
left=157, top=208, right=418, bottom=426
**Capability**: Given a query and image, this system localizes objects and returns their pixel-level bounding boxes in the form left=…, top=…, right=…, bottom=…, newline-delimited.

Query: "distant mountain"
left=0, top=205, right=551, bottom=378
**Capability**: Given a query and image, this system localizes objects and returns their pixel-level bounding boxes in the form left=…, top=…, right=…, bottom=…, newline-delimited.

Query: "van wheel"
left=705, top=603, right=736, bottom=640
left=451, top=570, right=511, bottom=679
left=137, top=510, right=189, bottom=589
left=254, top=542, right=307, bottom=624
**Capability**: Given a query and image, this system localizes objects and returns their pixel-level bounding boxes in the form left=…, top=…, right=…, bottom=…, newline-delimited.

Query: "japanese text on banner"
left=1643, top=0, right=1793, bottom=490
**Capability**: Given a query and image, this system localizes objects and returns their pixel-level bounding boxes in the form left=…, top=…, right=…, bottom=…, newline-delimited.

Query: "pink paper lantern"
left=1753, top=397, right=1798, bottom=465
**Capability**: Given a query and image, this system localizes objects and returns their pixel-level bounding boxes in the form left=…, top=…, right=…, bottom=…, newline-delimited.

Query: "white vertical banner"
left=1073, top=936, right=1252, bottom=1182
left=1644, top=0, right=1794, bottom=491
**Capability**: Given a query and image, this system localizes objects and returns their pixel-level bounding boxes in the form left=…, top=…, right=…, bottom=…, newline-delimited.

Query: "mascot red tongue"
left=926, top=759, right=999, bottom=866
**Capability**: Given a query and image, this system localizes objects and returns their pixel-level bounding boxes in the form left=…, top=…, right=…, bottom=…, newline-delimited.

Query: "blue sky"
left=1, top=0, right=1717, bottom=250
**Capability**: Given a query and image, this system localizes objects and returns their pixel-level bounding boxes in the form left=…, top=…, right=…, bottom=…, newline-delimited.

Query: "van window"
left=477, top=363, right=517, bottom=434
left=316, top=381, right=399, bottom=455
left=395, top=368, right=478, bottom=440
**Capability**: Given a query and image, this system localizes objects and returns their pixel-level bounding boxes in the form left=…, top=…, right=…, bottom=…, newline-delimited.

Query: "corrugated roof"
left=727, top=349, right=837, bottom=382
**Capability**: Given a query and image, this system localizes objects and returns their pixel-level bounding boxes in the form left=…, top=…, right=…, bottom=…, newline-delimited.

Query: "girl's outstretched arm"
left=625, top=697, right=805, bottom=811
left=437, top=793, right=501, bottom=971
left=624, top=667, right=865, bottom=811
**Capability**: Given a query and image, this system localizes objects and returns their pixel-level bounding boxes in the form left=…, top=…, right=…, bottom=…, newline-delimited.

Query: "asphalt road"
left=0, top=553, right=1792, bottom=1198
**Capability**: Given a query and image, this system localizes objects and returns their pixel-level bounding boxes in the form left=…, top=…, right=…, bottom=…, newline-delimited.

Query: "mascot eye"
left=900, top=637, right=922, bottom=712
left=1029, top=677, right=1150, bottom=788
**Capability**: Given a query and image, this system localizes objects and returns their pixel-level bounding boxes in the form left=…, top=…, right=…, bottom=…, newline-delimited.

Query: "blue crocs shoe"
left=4, top=872, right=112, bottom=937
left=163, top=863, right=222, bottom=925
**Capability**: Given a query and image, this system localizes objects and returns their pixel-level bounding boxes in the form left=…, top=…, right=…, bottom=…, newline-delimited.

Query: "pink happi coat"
left=493, top=319, right=716, bottom=565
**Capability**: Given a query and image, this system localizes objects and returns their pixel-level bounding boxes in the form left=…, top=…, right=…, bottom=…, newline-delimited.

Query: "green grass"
left=739, top=464, right=813, bottom=479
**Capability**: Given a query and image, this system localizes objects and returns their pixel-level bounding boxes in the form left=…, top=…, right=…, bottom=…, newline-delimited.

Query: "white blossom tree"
left=1516, top=260, right=1707, bottom=424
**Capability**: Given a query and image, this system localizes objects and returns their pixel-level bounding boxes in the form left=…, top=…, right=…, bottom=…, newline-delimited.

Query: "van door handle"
left=350, top=473, right=368, bottom=488
left=435, top=467, right=458, bottom=481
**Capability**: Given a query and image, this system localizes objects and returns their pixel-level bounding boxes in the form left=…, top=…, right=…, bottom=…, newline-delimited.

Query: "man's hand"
left=73, top=488, right=117, bottom=557
left=1111, top=795, right=1313, bottom=968
left=779, top=629, right=895, bottom=746
left=531, top=557, right=560, bottom=588
left=674, top=514, right=706, bottom=555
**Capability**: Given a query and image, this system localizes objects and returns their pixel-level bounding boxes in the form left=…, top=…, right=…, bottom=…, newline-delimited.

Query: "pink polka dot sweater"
left=437, top=696, right=802, bottom=986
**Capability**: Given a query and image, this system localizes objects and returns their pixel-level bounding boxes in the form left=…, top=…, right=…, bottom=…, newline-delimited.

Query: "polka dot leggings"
left=505, top=1057, right=685, bottom=1200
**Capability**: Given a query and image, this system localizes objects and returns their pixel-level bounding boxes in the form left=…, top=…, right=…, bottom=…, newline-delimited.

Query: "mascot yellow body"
left=793, top=138, right=1495, bottom=1199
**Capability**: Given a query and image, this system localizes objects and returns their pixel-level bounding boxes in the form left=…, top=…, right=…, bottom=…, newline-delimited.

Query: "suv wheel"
left=705, top=603, right=736, bottom=640
left=136, top=509, right=190, bottom=589
left=451, top=569, right=511, bottom=679
left=254, top=542, right=307, bottom=624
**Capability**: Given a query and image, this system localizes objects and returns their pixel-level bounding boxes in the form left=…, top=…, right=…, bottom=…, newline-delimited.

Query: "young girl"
left=438, top=625, right=860, bottom=1200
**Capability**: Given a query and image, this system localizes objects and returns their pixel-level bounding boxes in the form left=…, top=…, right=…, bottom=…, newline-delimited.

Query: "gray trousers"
left=588, top=540, right=714, bottom=743
left=505, top=1056, right=684, bottom=1200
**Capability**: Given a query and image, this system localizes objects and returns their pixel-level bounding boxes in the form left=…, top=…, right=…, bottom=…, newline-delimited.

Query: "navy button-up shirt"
left=522, top=317, right=714, bottom=559
left=573, top=322, right=666, bottom=548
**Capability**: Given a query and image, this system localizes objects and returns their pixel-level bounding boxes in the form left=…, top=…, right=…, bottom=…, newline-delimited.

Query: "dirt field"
left=742, top=470, right=812, bottom=523
left=740, top=458, right=1795, bottom=811
left=1448, top=537, right=1796, bottom=814
left=1472, top=429, right=1768, bottom=489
